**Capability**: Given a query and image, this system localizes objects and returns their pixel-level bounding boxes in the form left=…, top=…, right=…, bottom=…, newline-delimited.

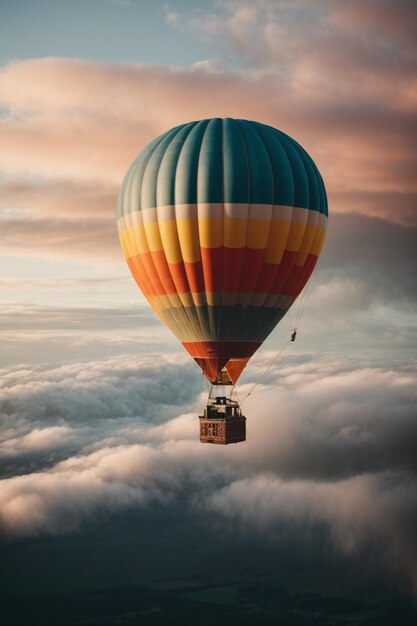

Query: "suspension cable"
left=296, top=272, right=315, bottom=329
left=239, top=263, right=320, bottom=404
left=240, top=337, right=291, bottom=405
left=288, top=306, right=293, bottom=333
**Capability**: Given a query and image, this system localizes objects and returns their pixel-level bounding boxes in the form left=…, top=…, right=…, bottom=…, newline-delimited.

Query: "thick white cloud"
left=0, top=354, right=200, bottom=434
left=0, top=352, right=416, bottom=590
left=0, top=425, right=77, bottom=457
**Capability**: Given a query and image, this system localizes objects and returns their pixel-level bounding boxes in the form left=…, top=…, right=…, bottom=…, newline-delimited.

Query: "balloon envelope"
left=117, top=118, right=328, bottom=383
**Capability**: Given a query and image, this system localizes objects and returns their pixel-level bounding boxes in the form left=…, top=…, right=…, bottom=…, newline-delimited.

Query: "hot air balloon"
left=117, top=118, right=328, bottom=444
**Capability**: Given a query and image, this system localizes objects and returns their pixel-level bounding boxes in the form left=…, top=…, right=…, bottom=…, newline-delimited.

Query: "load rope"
left=239, top=266, right=320, bottom=404
left=289, top=262, right=319, bottom=334
left=240, top=337, right=291, bottom=404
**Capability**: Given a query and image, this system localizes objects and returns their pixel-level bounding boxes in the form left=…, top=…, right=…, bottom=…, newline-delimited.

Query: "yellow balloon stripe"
left=119, top=214, right=327, bottom=265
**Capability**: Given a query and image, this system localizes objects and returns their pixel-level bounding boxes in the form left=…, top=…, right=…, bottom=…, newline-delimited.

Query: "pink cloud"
left=0, top=55, right=415, bottom=228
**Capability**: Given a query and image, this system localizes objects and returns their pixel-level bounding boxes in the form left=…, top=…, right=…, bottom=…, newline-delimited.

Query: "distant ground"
left=2, top=580, right=417, bottom=625
left=2, top=508, right=416, bottom=626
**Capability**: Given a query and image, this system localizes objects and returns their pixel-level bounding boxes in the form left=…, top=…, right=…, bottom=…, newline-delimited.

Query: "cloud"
left=204, top=472, right=417, bottom=591
left=0, top=50, right=416, bottom=233
left=0, top=354, right=201, bottom=433
left=239, top=358, right=417, bottom=479
left=0, top=351, right=416, bottom=590
left=319, top=214, right=417, bottom=305
left=0, top=425, right=77, bottom=457
left=0, top=444, right=158, bottom=536
left=0, top=303, right=159, bottom=332
left=1, top=179, right=116, bottom=218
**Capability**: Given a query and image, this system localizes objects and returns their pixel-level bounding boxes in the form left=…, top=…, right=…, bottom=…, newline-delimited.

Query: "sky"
left=1, top=0, right=417, bottom=622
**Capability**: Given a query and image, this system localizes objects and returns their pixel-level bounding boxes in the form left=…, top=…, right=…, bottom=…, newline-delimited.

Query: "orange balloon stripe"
left=127, top=254, right=158, bottom=299
left=149, top=250, right=178, bottom=295
left=183, top=259, right=205, bottom=293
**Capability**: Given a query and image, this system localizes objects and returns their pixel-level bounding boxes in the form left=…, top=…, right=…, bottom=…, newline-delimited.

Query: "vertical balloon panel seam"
left=278, top=147, right=323, bottom=303
left=196, top=124, right=213, bottom=341
left=160, top=123, right=200, bottom=343
left=194, top=122, right=214, bottom=343
left=174, top=121, right=210, bottom=343
left=271, top=133, right=308, bottom=307
left=220, top=119, right=241, bottom=339
left=309, top=152, right=328, bottom=218
left=231, top=119, right=251, bottom=341
left=160, top=122, right=202, bottom=342
left=199, top=120, right=220, bottom=341
left=185, top=120, right=212, bottom=342
left=140, top=129, right=194, bottom=343
left=251, top=131, right=299, bottom=337
left=277, top=226, right=322, bottom=307
left=127, top=126, right=180, bottom=215
left=216, top=117, right=224, bottom=343
left=235, top=120, right=276, bottom=342
left=197, top=120, right=218, bottom=341
left=267, top=130, right=298, bottom=308
left=217, top=119, right=224, bottom=339
left=232, top=121, right=270, bottom=341
left=252, top=123, right=291, bottom=297
left=291, top=135, right=320, bottom=214
left=223, top=120, right=250, bottom=338
left=137, top=140, right=180, bottom=327
left=240, top=127, right=296, bottom=341
left=236, top=121, right=276, bottom=341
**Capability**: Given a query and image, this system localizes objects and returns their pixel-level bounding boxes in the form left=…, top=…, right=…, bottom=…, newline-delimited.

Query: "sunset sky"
left=1, top=1, right=416, bottom=622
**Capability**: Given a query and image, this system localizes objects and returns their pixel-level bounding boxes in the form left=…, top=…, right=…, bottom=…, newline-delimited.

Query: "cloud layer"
left=1, top=353, right=416, bottom=592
